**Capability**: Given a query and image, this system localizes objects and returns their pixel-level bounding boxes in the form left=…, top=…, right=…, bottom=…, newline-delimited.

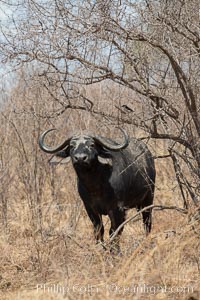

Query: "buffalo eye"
left=70, top=142, right=76, bottom=149
left=89, top=143, right=95, bottom=149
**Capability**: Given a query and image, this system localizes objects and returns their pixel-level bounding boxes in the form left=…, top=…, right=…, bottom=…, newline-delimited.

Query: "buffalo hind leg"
left=142, top=190, right=154, bottom=235
left=109, top=208, right=126, bottom=255
left=137, top=201, right=153, bottom=235
left=142, top=208, right=152, bottom=235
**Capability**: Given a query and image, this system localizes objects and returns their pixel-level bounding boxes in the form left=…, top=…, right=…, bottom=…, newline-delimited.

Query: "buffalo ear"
left=98, top=156, right=112, bottom=166
left=98, top=147, right=113, bottom=165
left=48, top=149, right=71, bottom=165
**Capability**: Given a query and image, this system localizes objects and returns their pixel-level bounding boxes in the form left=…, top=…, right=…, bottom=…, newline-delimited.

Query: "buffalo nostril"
left=74, top=154, right=88, bottom=162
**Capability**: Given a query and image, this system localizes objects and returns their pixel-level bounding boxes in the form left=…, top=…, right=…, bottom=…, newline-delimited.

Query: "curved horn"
left=38, top=128, right=72, bottom=154
left=93, top=127, right=129, bottom=151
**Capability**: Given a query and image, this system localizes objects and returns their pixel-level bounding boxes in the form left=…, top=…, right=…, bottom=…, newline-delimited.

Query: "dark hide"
left=50, top=136, right=156, bottom=253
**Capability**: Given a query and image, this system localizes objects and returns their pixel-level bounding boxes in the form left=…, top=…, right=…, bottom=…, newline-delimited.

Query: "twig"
left=169, top=149, right=188, bottom=208
left=104, top=204, right=187, bottom=245
left=153, top=154, right=171, bottom=159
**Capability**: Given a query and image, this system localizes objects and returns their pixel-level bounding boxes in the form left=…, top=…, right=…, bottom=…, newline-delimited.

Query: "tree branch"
left=105, top=204, right=187, bottom=246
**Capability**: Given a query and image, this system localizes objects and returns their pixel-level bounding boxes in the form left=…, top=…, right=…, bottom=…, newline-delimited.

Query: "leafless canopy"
left=0, top=0, right=199, bottom=205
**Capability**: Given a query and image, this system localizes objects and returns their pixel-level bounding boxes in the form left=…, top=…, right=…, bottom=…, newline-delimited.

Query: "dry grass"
left=0, top=157, right=199, bottom=300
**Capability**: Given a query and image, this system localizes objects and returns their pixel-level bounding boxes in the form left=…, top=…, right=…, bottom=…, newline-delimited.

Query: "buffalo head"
left=38, top=128, right=129, bottom=169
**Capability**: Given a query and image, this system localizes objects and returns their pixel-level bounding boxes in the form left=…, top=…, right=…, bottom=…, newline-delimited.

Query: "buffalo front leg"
left=92, top=214, right=104, bottom=243
left=108, top=208, right=126, bottom=254
left=83, top=203, right=104, bottom=244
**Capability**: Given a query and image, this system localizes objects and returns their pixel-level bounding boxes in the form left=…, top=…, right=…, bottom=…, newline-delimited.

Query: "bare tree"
left=0, top=0, right=199, bottom=205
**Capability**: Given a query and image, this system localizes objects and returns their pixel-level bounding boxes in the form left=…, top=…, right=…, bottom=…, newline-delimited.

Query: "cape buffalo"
left=39, top=128, right=156, bottom=253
